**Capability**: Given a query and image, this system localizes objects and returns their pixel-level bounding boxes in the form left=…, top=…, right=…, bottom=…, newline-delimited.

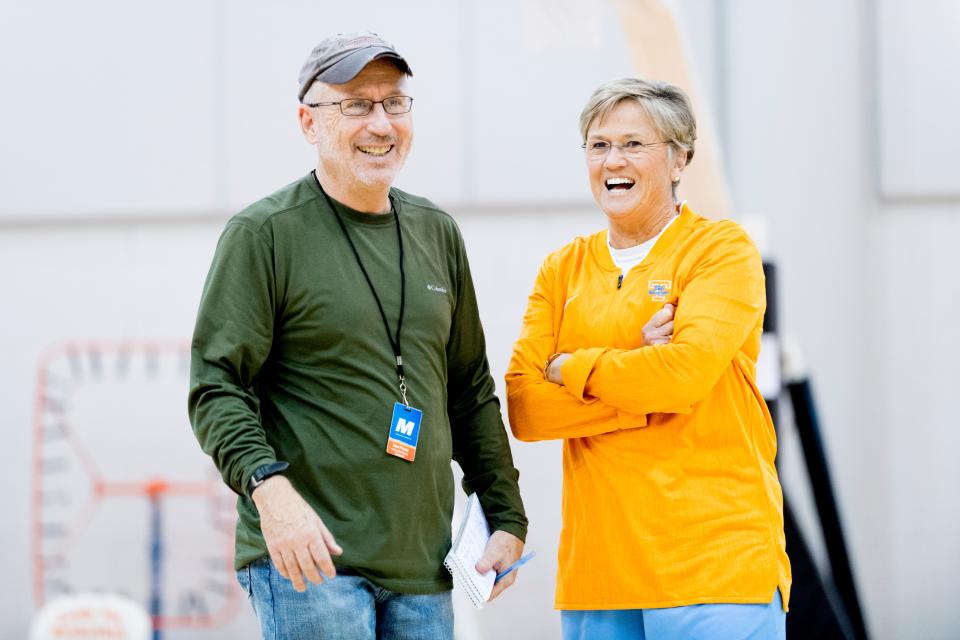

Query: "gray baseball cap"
left=298, top=32, right=413, bottom=102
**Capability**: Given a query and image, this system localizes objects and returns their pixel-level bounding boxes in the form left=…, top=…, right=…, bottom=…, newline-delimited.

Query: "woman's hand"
left=545, top=353, right=571, bottom=385
left=643, top=303, right=675, bottom=345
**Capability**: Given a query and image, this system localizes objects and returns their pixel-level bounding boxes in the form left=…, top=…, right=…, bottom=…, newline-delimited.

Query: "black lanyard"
left=312, top=171, right=409, bottom=406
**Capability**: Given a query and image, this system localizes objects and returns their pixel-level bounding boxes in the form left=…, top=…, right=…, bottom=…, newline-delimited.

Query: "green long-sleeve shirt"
left=188, top=173, right=527, bottom=593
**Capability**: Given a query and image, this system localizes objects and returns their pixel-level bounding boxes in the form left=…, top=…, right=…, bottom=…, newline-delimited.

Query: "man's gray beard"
left=352, top=162, right=403, bottom=190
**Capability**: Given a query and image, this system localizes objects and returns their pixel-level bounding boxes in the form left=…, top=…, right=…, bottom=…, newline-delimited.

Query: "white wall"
left=0, top=221, right=258, bottom=639
left=876, top=208, right=960, bottom=636
left=872, top=3, right=960, bottom=636
left=2, top=1, right=959, bottom=639
left=723, top=2, right=960, bottom=638
left=721, top=0, right=881, bottom=628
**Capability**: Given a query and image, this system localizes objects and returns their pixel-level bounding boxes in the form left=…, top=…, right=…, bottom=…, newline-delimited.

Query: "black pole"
left=783, top=498, right=856, bottom=639
left=786, top=378, right=870, bottom=640
left=763, top=261, right=859, bottom=639
left=762, top=261, right=780, bottom=439
left=149, top=494, right=163, bottom=640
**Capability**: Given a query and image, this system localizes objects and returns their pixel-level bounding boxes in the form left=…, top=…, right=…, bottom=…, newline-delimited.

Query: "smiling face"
left=584, top=100, right=686, bottom=225
left=299, top=59, right=413, bottom=204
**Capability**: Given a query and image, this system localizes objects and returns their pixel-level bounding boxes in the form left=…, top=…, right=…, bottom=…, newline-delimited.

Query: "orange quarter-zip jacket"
left=506, top=204, right=791, bottom=610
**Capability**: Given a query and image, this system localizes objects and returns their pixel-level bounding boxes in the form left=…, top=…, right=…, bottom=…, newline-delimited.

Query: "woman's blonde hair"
left=579, top=77, right=697, bottom=166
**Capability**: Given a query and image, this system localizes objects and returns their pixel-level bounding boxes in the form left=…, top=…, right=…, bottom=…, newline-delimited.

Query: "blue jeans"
left=237, top=557, right=453, bottom=640
left=561, top=589, right=786, bottom=640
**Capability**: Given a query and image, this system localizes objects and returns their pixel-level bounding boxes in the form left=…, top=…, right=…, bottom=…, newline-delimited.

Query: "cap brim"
left=317, top=47, right=412, bottom=85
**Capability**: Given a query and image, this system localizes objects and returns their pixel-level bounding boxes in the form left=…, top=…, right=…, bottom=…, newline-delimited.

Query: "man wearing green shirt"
left=188, top=32, right=527, bottom=639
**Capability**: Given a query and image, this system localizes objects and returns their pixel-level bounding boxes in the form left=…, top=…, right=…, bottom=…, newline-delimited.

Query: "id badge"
left=386, top=402, right=423, bottom=462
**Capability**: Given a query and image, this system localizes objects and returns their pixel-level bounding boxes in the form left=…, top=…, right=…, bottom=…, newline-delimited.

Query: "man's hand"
left=475, top=530, right=525, bottom=602
left=252, top=475, right=343, bottom=592
left=643, top=303, right=675, bottom=346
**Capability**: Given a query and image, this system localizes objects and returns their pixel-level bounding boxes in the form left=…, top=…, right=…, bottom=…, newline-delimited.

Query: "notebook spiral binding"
left=444, top=553, right=486, bottom=609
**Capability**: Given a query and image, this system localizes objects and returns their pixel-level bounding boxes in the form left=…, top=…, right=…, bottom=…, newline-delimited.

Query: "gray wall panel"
left=876, top=0, right=960, bottom=199
left=0, top=2, right=218, bottom=218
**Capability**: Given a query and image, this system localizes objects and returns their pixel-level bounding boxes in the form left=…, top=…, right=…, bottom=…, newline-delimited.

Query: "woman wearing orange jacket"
left=506, top=78, right=791, bottom=639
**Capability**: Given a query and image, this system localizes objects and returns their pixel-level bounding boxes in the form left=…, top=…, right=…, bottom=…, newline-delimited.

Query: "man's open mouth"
left=358, top=145, right=393, bottom=157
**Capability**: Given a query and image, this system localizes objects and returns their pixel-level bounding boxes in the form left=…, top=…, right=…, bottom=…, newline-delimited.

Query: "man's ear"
left=299, top=105, right=319, bottom=144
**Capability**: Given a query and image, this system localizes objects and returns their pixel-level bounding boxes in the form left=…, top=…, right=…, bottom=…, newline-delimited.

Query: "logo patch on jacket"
left=648, top=280, right=672, bottom=302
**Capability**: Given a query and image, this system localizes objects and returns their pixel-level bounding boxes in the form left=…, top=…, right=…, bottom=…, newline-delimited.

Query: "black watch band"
left=246, top=461, right=290, bottom=498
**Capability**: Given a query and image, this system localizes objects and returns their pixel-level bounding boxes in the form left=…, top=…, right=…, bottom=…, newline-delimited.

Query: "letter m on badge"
left=648, top=280, right=672, bottom=302
left=395, top=418, right=415, bottom=437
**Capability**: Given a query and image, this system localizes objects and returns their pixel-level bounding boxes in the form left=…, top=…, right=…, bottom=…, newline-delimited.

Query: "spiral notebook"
left=443, top=493, right=495, bottom=609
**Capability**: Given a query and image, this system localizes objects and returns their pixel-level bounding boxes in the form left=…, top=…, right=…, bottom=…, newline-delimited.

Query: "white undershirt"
left=608, top=203, right=683, bottom=278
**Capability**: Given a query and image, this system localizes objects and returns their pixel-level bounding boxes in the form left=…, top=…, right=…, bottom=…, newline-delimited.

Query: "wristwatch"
left=246, top=461, right=290, bottom=498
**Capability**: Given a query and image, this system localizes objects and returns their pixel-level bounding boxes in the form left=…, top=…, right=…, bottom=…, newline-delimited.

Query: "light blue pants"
left=562, top=589, right=786, bottom=640
left=237, top=557, right=453, bottom=640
